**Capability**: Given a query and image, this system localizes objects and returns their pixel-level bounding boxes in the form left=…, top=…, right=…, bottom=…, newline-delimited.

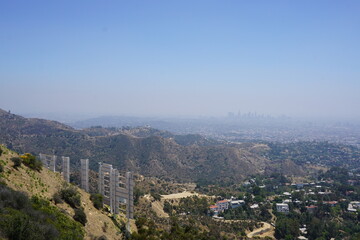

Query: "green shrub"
left=150, top=192, right=161, bottom=201
left=163, top=200, right=172, bottom=214
left=60, top=186, right=81, bottom=208
left=21, top=153, right=42, bottom=171
left=134, top=187, right=144, bottom=205
left=135, top=217, right=147, bottom=229
left=0, top=164, right=3, bottom=173
left=11, top=157, right=22, bottom=169
left=0, top=148, right=3, bottom=156
left=90, top=193, right=103, bottom=210
left=73, top=208, right=87, bottom=226
left=52, top=192, right=63, bottom=205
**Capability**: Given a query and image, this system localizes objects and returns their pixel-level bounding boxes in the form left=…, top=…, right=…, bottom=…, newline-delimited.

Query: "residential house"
left=216, top=200, right=230, bottom=211
left=209, top=205, right=219, bottom=214
left=230, top=200, right=245, bottom=209
left=306, top=205, right=318, bottom=214
left=348, top=201, right=360, bottom=212
left=276, top=203, right=289, bottom=213
left=323, top=201, right=338, bottom=207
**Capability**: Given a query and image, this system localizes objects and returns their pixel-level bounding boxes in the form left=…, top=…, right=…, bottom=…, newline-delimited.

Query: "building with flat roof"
left=230, top=200, right=245, bottom=209
left=276, top=203, right=289, bottom=213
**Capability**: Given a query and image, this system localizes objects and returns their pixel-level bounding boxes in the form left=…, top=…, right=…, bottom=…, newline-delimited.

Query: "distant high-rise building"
left=39, top=153, right=56, bottom=172
left=61, top=156, right=70, bottom=182
left=80, top=159, right=89, bottom=192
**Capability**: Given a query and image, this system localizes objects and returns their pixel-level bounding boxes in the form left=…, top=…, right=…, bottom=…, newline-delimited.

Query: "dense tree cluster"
left=275, top=215, right=300, bottom=240
left=176, top=196, right=209, bottom=215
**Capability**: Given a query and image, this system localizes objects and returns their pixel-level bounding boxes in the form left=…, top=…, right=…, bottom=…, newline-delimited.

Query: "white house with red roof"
left=209, top=205, right=219, bottom=214
left=216, top=199, right=230, bottom=211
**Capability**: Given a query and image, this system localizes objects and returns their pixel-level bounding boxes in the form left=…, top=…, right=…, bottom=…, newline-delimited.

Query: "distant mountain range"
left=2, top=108, right=360, bottom=183
left=0, top=108, right=275, bottom=183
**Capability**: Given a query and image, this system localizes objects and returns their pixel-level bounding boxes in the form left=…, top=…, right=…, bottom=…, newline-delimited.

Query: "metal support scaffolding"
left=39, top=153, right=56, bottom=172
left=98, top=162, right=134, bottom=218
left=80, top=159, right=89, bottom=192
left=61, top=156, right=70, bottom=182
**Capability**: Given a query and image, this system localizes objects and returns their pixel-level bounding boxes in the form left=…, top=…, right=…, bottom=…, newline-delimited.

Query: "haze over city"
left=3, top=2, right=360, bottom=239
left=1, top=1, right=360, bottom=121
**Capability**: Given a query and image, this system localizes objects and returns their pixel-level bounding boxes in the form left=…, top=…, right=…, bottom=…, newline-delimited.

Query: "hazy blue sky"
left=1, top=1, right=360, bottom=120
